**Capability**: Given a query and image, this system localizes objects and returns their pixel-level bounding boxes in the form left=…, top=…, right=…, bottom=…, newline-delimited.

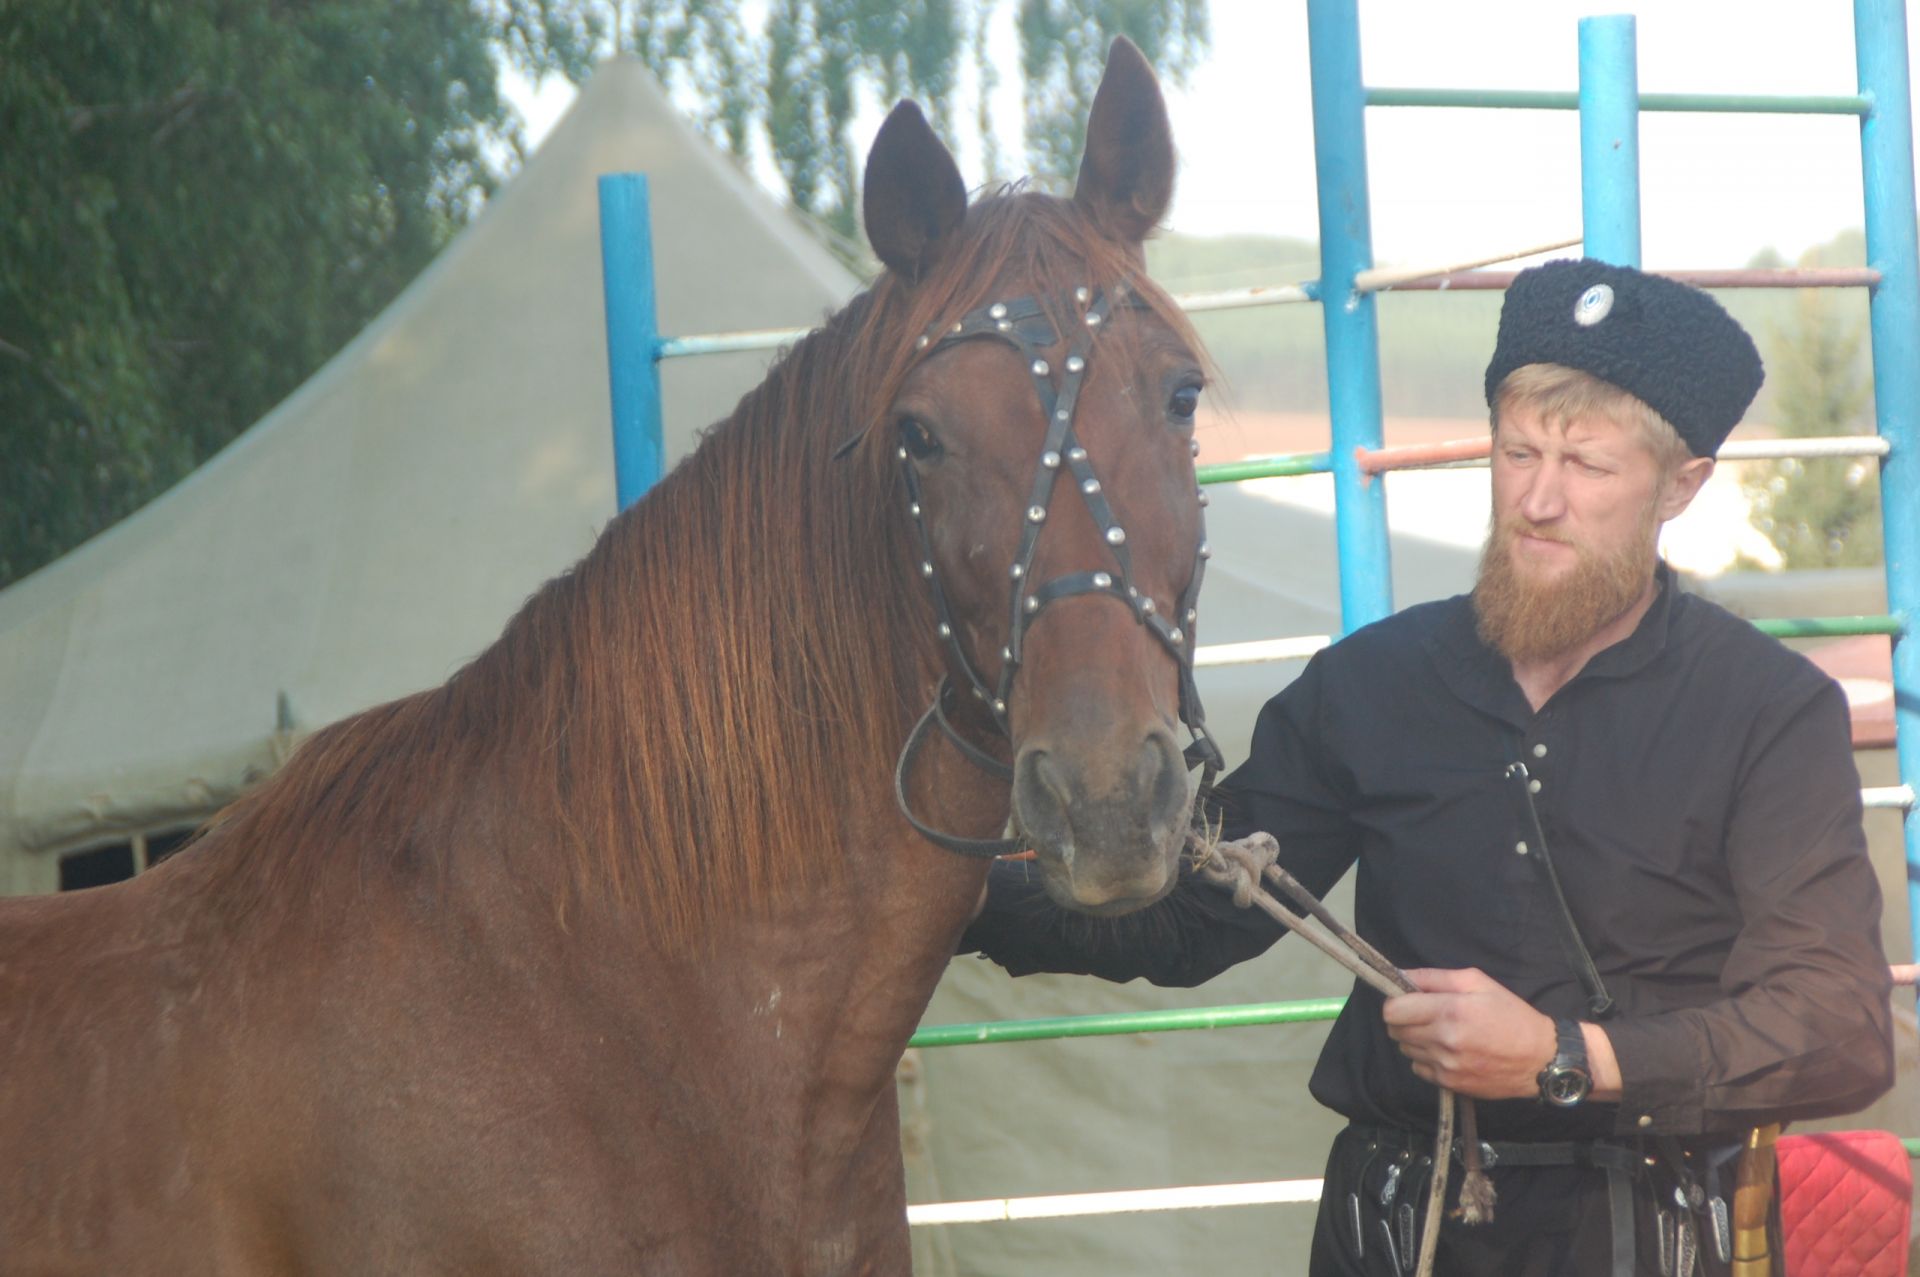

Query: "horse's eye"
left=899, top=417, right=943, bottom=462
left=1168, top=383, right=1202, bottom=424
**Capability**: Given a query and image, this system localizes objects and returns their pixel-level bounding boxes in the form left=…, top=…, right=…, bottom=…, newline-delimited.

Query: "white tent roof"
left=0, top=58, right=861, bottom=881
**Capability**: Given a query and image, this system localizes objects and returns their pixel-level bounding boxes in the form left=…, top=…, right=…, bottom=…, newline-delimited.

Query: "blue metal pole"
left=1854, top=0, right=1920, bottom=979
left=597, top=174, right=665, bottom=511
left=1578, top=15, right=1642, bottom=267
left=1306, top=0, right=1393, bottom=632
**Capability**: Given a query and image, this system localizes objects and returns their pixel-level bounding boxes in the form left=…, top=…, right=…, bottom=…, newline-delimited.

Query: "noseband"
left=890, top=284, right=1224, bottom=858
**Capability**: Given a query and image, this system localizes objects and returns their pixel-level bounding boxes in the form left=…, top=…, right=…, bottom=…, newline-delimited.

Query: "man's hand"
left=1380, top=968, right=1557, bottom=1101
left=1191, top=831, right=1280, bottom=908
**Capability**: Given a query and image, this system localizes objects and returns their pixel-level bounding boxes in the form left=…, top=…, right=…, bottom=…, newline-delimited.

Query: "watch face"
left=1541, top=1065, right=1592, bottom=1108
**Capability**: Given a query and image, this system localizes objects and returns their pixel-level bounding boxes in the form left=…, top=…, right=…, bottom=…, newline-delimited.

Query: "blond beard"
left=1472, top=507, right=1661, bottom=665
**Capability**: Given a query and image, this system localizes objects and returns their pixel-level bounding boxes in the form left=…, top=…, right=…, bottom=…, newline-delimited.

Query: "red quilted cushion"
left=1778, top=1129, right=1911, bottom=1277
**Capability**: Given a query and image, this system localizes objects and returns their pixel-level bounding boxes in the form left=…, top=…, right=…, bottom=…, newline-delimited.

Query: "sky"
left=506, top=0, right=1920, bottom=273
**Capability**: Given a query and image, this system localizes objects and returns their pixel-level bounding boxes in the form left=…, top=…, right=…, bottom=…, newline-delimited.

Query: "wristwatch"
left=1536, top=1016, right=1592, bottom=1107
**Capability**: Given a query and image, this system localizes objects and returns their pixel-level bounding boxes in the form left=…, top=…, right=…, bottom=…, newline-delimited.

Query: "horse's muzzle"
left=1012, top=728, right=1190, bottom=914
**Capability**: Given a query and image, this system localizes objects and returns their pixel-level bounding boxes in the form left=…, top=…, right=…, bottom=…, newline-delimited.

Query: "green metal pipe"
left=1197, top=452, right=1333, bottom=485
left=1364, top=87, right=1871, bottom=115
left=909, top=997, right=1347, bottom=1048
left=1752, top=614, right=1906, bottom=639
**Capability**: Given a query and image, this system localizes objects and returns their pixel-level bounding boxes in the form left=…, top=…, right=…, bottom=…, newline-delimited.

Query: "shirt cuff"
left=1601, top=1015, right=1706, bottom=1134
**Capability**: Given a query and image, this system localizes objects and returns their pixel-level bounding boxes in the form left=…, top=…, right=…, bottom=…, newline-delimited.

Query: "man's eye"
left=899, top=417, right=943, bottom=461
left=1168, top=383, right=1202, bottom=423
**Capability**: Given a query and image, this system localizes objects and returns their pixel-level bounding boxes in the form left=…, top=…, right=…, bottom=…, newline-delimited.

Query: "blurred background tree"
left=1741, top=232, right=1883, bottom=569
left=0, top=0, right=1208, bottom=588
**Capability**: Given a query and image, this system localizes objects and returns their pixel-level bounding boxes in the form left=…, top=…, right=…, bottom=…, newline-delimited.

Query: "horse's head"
left=860, top=39, right=1217, bottom=916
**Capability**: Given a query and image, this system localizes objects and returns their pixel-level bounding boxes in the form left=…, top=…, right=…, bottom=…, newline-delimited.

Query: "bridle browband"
left=883, top=283, right=1225, bottom=858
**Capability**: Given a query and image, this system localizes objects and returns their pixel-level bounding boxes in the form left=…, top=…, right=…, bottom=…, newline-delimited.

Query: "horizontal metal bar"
left=1356, top=433, right=1890, bottom=475
left=657, top=327, right=810, bottom=358
left=1197, top=452, right=1333, bottom=484
left=1720, top=436, right=1892, bottom=460
left=1387, top=267, right=1881, bottom=292
left=1194, top=636, right=1334, bottom=667
left=1194, top=620, right=1903, bottom=673
left=658, top=283, right=1323, bottom=361
left=1865, top=785, right=1917, bottom=811
left=1353, top=236, right=1582, bottom=293
left=908, top=1177, right=1325, bottom=1226
left=1365, top=87, right=1872, bottom=115
left=1178, top=282, right=1319, bottom=312
left=908, top=997, right=1347, bottom=1048
left=1752, top=614, right=1905, bottom=639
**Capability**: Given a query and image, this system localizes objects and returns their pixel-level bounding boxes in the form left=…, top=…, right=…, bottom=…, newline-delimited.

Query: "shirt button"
left=1532, top=743, right=1549, bottom=758
left=1529, top=779, right=1543, bottom=794
left=1515, top=841, right=1530, bottom=855
left=1637, top=1115, right=1653, bottom=1129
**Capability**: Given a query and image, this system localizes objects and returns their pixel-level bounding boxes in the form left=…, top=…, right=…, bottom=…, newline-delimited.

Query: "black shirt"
left=960, top=569, right=1894, bottom=1140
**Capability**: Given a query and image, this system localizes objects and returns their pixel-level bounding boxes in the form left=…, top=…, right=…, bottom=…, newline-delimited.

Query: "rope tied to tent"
left=1190, top=830, right=1495, bottom=1276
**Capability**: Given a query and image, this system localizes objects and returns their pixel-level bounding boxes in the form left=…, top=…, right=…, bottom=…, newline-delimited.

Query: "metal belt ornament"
left=889, top=285, right=1224, bottom=858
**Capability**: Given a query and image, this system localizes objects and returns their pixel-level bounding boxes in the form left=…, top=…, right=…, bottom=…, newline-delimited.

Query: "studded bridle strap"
left=895, top=285, right=1225, bottom=859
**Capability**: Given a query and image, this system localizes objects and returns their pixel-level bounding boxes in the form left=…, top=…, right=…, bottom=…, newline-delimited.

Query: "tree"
left=0, top=0, right=603, bottom=586
left=621, top=0, right=1210, bottom=239
left=1, top=1, right=1206, bottom=588
left=1741, top=235, right=1882, bottom=569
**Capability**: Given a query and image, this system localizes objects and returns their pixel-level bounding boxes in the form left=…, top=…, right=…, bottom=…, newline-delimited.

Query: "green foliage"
left=1018, top=0, right=1208, bottom=186
left=625, top=1, right=1208, bottom=239
left=0, top=0, right=597, bottom=587
left=1741, top=234, right=1882, bottom=569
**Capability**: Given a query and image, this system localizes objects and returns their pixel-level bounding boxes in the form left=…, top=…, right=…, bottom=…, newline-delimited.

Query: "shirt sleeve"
left=955, top=855, right=1285, bottom=986
left=957, top=652, right=1365, bottom=986
left=1600, top=676, right=1895, bottom=1135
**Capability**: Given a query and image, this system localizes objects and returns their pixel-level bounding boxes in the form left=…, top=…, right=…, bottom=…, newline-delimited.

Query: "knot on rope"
left=1189, top=829, right=1280, bottom=909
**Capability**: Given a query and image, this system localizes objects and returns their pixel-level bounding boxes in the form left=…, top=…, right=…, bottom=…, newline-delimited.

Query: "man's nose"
left=1518, top=464, right=1566, bottom=523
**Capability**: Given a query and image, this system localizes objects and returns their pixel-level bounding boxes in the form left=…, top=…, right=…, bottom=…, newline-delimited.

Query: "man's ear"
left=1658, top=456, right=1715, bottom=521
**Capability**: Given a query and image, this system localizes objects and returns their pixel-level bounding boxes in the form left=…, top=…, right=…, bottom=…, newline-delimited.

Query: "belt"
left=1347, top=1124, right=1643, bottom=1277
left=1350, top=1123, right=1646, bottom=1174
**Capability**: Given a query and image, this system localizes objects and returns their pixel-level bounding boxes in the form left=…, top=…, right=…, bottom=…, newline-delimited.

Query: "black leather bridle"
left=884, top=284, right=1224, bottom=858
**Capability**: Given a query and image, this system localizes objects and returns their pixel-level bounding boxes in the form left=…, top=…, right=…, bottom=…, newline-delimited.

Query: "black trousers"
left=1308, top=1124, right=1774, bottom=1277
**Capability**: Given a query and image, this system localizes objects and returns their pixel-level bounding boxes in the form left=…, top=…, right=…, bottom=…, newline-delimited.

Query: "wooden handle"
left=1731, top=1123, right=1782, bottom=1276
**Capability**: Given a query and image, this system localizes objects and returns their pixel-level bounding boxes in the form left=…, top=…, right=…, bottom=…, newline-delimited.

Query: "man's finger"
left=1400, top=967, right=1487, bottom=994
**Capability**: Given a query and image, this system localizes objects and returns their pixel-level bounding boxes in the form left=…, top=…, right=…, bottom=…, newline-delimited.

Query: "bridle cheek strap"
left=893, top=286, right=1224, bottom=859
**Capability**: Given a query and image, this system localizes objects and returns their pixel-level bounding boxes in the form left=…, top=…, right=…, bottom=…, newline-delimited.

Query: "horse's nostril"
left=1035, top=753, right=1073, bottom=809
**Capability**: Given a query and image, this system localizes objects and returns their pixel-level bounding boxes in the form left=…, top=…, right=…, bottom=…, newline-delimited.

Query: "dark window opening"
left=146, top=828, right=194, bottom=866
left=59, top=844, right=136, bottom=891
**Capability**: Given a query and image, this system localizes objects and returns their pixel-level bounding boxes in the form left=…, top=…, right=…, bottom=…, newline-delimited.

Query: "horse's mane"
left=190, top=187, right=1200, bottom=946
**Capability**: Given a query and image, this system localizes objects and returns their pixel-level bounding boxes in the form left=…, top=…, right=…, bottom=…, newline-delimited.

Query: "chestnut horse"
left=0, top=39, right=1216, bottom=1276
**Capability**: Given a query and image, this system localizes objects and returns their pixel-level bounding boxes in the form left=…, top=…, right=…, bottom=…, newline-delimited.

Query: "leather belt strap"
left=1607, top=1163, right=1637, bottom=1277
left=1473, top=1138, right=1643, bottom=1174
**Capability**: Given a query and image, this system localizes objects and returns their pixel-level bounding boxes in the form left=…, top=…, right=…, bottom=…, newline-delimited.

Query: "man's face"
left=1473, top=402, right=1688, bottom=663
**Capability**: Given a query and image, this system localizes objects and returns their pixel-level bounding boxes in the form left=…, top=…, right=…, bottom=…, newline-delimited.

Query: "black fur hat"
left=1483, top=258, right=1764, bottom=457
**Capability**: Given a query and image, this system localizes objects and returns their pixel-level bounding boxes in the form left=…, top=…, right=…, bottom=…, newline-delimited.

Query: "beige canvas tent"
left=0, top=58, right=859, bottom=891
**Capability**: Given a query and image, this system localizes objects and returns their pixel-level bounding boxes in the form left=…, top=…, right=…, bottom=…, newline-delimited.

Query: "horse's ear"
left=1073, top=36, right=1175, bottom=245
left=863, top=101, right=968, bottom=282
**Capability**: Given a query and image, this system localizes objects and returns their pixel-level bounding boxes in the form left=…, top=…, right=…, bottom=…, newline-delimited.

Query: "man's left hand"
left=1381, top=967, right=1556, bottom=1100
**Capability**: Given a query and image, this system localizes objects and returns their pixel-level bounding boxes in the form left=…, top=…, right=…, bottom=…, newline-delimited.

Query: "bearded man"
left=959, top=260, right=1894, bottom=1276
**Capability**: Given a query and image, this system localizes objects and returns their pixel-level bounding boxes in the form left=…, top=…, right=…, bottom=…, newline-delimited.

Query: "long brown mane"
left=188, top=188, right=1200, bottom=947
